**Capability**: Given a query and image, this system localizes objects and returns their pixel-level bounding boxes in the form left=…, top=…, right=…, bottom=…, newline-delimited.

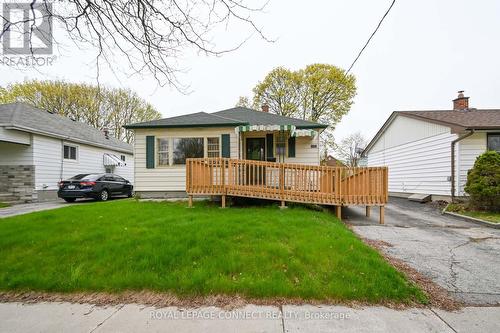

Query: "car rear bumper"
left=58, top=189, right=98, bottom=199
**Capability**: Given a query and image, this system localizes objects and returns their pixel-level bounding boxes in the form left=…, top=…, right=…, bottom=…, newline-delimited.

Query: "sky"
left=1, top=0, right=500, bottom=143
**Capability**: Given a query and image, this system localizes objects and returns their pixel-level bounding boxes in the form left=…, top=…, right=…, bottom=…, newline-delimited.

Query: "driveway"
left=0, top=200, right=93, bottom=218
left=344, top=197, right=500, bottom=306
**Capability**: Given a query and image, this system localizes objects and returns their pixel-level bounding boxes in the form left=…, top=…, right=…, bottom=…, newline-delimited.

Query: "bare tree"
left=1, top=0, right=270, bottom=88
left=334, top=132, right=367, bottom=167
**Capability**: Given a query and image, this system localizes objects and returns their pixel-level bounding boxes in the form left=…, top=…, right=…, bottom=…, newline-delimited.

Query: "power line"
left=346, top=0, right=396, bottom=75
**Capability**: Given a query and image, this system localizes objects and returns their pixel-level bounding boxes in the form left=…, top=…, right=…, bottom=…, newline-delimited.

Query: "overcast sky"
left=2, top=0, right=500, bottom=142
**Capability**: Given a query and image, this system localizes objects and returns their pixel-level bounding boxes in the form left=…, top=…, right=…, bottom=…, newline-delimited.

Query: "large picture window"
left=487, top=134, right=500, bottom=152
left=157, top=138, right=169, bottom=166
left=173, top=138, right=204, bottom=165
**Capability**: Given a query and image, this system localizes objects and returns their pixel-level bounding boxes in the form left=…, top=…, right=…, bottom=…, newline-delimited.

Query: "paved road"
left=1, top=302, right=499, bottom=333
left=345, top=198, right=500, bottom=305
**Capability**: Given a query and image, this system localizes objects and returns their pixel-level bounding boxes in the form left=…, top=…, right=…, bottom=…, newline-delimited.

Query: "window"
left=173, top=138, right=204, bottom=165
left=207, top=137, right=220, bottom=158
left=487, top=134, right=500, bottom=152
left=63, top=145, right=77, bottom=160
left=157, top=138, right=169, bottom=166
left=120, top=155, right=126, bottom=162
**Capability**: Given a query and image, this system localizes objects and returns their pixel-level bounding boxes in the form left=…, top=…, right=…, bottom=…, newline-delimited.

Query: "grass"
left=0, top=202, right=10, bottom=209
left=0, top=199, right=426, bottom=303
left=446, top=203, right=500, bottom=223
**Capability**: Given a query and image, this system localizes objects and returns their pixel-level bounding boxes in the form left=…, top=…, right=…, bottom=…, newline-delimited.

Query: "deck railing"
left=186, top=158, right=388, bottom=207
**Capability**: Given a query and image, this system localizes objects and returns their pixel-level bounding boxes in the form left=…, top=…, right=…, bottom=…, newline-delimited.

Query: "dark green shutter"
left=288, top=137, right=296, bottom=158
left=221, top=134, right=230, bottom=158
left=266, top=134, right=274, bottom=159
left=146, top=136, right=155, bottom=168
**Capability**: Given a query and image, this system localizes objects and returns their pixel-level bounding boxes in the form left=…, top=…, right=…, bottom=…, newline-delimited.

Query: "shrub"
left=464, top=151, right=500, bottom=212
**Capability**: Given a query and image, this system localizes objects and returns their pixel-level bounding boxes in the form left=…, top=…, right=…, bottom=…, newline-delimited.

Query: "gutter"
left=451, top=130, right=474, bottom=201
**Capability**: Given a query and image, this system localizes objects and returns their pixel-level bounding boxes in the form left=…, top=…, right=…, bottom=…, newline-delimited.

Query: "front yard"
left=0, top=200, right=425, bottom=304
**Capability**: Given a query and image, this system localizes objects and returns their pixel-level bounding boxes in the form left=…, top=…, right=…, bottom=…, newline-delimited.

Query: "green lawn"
left=446, top=203, right=500, bottom=223
left=0, top=200, right=426, bottom=303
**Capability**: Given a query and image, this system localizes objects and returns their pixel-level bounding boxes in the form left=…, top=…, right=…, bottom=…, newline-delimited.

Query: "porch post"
left=366, top=206, right=371, bottom=217
left=379, top=206, right=385, bottom=224
left=335, top=206, right=342, bottom=220
left=188, top=195, right=193, bottom=208
left=221, top=195, right=226, bottom=208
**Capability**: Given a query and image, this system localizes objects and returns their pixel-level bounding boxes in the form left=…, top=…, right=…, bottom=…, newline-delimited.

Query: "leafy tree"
left=252, top=67, right=302, bottom=117
left=252, top=64, right=356, bottom=126
left=0, top=80, right=160, bottom=143
left=464, top=151, right=500, bottom=211
left=334, top=132, right=367, bottom=167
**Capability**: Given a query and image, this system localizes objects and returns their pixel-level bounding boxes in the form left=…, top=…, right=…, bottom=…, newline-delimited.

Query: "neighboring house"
left=125, top=105, right=327, bottom=198
left=0, top=102, right=134, bottom=203
left=323, top=155, right=346, bottom=167
left=364, top=92, right=500, bottom=200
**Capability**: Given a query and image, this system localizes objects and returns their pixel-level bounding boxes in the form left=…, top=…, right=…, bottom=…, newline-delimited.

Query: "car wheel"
left=64, top=198, right=76, bottom=203
left=99, top=189, right=109, bottom=201
left=127, top=191, right=133, bottom=198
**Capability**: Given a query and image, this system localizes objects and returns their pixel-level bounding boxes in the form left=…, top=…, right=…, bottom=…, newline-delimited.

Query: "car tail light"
left=58, top=182, right=64, bottom=188
left=80, top=181, right=96, bottom=186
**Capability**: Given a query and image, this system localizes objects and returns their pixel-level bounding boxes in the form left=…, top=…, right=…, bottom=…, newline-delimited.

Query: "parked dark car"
left=58, top=173, right=133, bottom=202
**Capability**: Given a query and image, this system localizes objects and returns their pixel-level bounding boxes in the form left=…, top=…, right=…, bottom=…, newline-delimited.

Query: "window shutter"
left=288, top=137, right=296, bottom=158
left=266, top=134, right=274, bottom=159
left=146, top=136, right=155, bottom=168
left=221, top=134, right=230, bottom=158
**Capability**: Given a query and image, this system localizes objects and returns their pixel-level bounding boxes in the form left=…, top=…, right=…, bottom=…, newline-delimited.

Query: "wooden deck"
left=186, top=158, right=388, bottom=223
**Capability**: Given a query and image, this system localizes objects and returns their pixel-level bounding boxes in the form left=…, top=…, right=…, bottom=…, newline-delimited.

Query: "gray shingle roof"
left=124, top=107, right=327, bottom=129
left=0, top=102, right=132, bottom=153
left=399, top=109, right=500, bottom=130
left=124, top=111, right=246, bottom=128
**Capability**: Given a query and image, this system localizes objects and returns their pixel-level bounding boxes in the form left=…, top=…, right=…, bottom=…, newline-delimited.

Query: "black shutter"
left=221, top=134, right=230, bottom=158
left=146, top=136, right=155, bottom=168
left=266, top=133, right=274, bottom=159
left=288, top=137, right=296, bottom=158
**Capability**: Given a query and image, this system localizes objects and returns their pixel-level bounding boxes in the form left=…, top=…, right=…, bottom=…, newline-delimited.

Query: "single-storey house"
left=364, top=92, right=500, bottom=200
left=124, top=105, right=327, bottom=198
left=0, top=102, right=134, bottom=203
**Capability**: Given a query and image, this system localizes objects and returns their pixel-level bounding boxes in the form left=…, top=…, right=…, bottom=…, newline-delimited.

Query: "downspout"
left=451, top=130, right=474, bottom=201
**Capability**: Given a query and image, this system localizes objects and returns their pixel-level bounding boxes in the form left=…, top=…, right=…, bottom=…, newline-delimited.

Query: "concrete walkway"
left=0, top=199, right=100, bottom=219
left=0, top=302, right=499, bottom=332
left=344, top=198, right=500, bottom=306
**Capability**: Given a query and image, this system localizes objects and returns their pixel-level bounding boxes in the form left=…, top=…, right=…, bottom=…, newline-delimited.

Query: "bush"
left=464, top=151, right=500, bottom=212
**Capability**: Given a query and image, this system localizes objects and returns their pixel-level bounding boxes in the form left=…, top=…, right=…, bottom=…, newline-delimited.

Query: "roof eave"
left=5, top=125, right=133, bottom=154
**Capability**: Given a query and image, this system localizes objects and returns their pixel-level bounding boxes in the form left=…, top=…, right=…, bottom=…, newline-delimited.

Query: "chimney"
left=453, top=90, right=469, bottom=111
left=103, top=127, right=109, bottom=139
left=261, top=104, right=269, bottom=113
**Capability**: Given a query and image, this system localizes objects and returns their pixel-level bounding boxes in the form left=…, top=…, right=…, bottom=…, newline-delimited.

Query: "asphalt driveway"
left=344, top=198, right=500, bottom=306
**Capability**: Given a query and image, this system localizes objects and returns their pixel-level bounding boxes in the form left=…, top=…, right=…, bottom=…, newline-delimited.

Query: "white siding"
left=134, top=127, right=238, bottom=191
left=370, top=116, right=450, bottom=153
left=32, top=135, right=133, bottom=191
left=0, top=141, right=33, bottom=165
left=367, top=115, right=461, bottom=196
left=457, top=132, right=487, bottom=195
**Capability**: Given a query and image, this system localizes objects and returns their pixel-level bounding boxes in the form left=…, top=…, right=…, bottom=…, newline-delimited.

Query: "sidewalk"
left=1, top=302, right=499, bottom=333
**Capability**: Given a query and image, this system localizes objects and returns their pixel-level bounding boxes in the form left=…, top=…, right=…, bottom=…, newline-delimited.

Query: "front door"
left=245, top=138, right=266, bottom=185
left=246, top=138, right=266, bottom=161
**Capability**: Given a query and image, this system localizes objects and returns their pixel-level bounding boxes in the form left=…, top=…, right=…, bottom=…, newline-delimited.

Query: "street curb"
left=443, top=210, right=500, bottom=229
